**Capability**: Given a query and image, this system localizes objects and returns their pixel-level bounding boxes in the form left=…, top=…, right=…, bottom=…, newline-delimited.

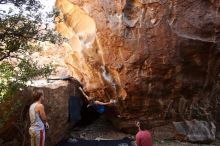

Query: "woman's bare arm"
left=37, top=104, right=47, bottom=123
left=36, top=104, right=49, bottom=129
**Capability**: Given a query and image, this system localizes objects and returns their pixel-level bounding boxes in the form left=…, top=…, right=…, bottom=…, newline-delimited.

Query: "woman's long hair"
left=32, top=89, right=44, bottom=103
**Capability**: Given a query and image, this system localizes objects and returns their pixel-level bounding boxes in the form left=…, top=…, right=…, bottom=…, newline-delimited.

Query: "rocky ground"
left=68, top=116, right=219, bottom=146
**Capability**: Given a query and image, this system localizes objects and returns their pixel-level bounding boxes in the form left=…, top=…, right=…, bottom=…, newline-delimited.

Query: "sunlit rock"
left=55, top=0, right=220, bottom=139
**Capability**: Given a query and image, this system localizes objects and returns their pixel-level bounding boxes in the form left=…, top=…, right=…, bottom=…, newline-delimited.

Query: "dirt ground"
left=69, top=116, right=219, bottom=146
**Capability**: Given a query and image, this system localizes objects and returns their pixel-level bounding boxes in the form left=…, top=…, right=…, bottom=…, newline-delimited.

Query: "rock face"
left=173, top=120, right=216, bottom=143
left=55, top=0, right=220, bottom=135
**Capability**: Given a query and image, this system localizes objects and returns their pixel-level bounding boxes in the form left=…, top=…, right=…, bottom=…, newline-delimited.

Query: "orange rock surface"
left=56, top=0, right=220, bottom=134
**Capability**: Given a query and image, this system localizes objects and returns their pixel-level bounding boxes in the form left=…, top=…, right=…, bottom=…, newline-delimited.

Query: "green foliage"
left=0, top=59, right=53, bottom=102
left=0, top=0, right=41, bottom=9
left=0, top=62, right=15, bottom=102
left=0, top=2, right=61, bottom=144
left=0, top=1, right=62, bottom=100
left=0, top=6, right=62, bottom=61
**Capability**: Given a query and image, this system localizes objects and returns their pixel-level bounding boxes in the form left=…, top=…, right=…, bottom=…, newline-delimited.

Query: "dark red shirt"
left=135, top=130, right=153, bottom=146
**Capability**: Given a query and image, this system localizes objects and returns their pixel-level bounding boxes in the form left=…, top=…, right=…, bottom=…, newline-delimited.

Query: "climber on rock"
left=135, top=120, right=153, bottom=146
left=79, top=86, right=117, bottom=114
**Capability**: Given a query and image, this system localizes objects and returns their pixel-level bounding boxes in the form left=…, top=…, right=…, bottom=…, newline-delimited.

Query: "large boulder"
left=55, top=0, right=220, bottom=135
left=0, top=79, right=82, bottom=146
left=35, top=79, right=83, bottom=145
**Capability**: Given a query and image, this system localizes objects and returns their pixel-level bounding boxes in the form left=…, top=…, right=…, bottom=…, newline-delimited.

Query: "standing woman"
left=29, top=90, right=49, bottom=146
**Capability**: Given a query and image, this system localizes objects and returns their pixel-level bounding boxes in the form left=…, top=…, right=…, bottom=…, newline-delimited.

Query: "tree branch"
left=0, top=52, right=10, bottom=61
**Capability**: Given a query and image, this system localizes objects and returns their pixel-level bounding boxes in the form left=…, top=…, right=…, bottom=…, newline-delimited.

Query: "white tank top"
left=29, top=102, right=45, bottom=130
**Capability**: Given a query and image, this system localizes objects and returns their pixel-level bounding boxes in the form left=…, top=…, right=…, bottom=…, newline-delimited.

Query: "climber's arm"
left=94, top=100, right=112, bottom=106
left=79, top=87, right=90, bottom=100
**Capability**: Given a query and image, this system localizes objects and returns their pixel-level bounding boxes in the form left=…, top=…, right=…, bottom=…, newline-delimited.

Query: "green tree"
left=0, top=1, right=63, bottom=145
left=0, top=0, right=61, bottom=102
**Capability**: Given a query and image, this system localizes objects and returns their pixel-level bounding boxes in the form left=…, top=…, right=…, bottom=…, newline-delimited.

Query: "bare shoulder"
left=35, top=103, right=44, bottom=112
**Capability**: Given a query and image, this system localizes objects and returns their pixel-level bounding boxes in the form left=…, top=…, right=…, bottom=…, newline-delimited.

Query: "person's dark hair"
left=32, top=90, right=43, bottom=102
left=136, top=120, right=145, bottom=130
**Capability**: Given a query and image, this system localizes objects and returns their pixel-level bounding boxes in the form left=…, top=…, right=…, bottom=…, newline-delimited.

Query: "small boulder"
left=173, top=119, right=216, bottom=143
